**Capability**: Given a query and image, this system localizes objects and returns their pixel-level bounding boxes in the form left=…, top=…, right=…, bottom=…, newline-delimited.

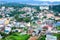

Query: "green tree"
left=23, top=17, right=31, bottom=22
left=0, top=15, right=3, bottom=18
left=14, top=14, right=23, bottom=22
left=38, top=35, right=46, bottom=40
left=43, top=16, right=47, bottom=19
left=53, top=33, right=60, bottom=40
left=56, top=26, right=60, bottom=30
left=18, top=11, right=25, bottom=14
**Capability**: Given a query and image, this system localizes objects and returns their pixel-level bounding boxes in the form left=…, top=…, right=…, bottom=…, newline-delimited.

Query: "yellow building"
left=0, top=18, right=10, bottom=25
left=4, top=18, right=10, bottom=25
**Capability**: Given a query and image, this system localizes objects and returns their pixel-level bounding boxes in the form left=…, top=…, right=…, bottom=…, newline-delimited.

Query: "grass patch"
left=2, top=33, right=30, bottom=40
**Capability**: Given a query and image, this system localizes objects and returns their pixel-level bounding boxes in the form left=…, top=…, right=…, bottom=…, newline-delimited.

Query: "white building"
left=1, top=6, right=5, bottom=10
left=46, top=35, right=57, bottom=40
left=40, top=6, right=49, bottom=10
left=5, top=27, right=11, bottom=34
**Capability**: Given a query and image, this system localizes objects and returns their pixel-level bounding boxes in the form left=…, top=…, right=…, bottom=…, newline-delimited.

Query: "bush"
left=56, top=26, right=60, bottom=30
left=38, top=35, right=46, bottom=40
left=2, top=33, right=30, bottom=40
left=0, top=15, right=3, bottom=18
left=23, top=17, right=31, bottom=22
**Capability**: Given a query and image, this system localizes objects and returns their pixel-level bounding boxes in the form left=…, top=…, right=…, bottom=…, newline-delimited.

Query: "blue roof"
left=54, top=22, right=60, bottom=27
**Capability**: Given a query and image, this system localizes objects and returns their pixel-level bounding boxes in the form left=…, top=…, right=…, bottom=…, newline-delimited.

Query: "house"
left=40, top=6, right=49, bottom=10
left=20, top=24, right=25, bottom=28
left=33, top=29, right=41, bottom=36
left=31, top=17, right=34, bottom=20
left=4, top=18, right=10, bottom=25
left=37, top=21, right=42, bottom=25
left=7, top=24, right=12, bottom=27
left=46, top=34, right=57, bottom=40
left=0, top=18, right=6, bottom=25
left=4, top=27, right=11, bottom=34
left=28, top=28, right=34, bottom=35
left=46, top=13, right=54, bottom=19
left=25, top=22, right=30, bottom=27
left=12, top=29, right=23, bottom=32
left=53, top=22, right=60, bottom=27
left=0, top=18, right=10, bottom=25
left=14, top=22, right=20, bottom=27
left=0, top=25, right=4, bottom=31
left=55, top=16, right=60, bottom=20
left=43, top=24, right=53, bottom=31
left=45, top=20, right=54, bottom=26
left=1, top=6, right=5, bottom=11
left=21, top=7, right=32, bottom=12
left=7, top=7, right=15, bottom=11
left=0, top=18, right=8, bottom=31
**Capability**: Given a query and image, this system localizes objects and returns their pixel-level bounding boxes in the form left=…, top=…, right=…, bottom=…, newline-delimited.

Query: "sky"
left=35, top=0, right=60, bottom=1
left=0, top=0, right=60, bottom=5
left=0, top=0, right=60, bottom=2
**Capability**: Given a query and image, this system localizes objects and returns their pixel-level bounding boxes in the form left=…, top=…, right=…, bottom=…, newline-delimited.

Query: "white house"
left=46, top=35, right=57, bottom=40
left=40, top=6, right=49, bottom=10
left=4, top=27, right=11, bottom=34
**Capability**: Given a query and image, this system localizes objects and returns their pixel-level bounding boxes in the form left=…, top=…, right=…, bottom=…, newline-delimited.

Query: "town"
left=0, top=2, right=60, bottom=40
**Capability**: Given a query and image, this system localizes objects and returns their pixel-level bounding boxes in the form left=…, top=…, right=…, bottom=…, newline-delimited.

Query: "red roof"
left=43, top=25, right=52, bottom=28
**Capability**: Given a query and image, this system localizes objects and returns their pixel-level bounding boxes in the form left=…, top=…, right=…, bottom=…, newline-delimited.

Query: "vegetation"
left=18, top=11, right=26, bottom=14
left=0, top=32, right=7, bottom=37
left=0, top=15, right=3, bottom=18
left=2, top=33, right=30, bottom=40
left=10, top=11, right=25, bottom=17
left=56, top=26, right=60, bottom=30
left=49, top=5, right=60, bottom=13
left=23, top=17, right=31, bottom=22
left=53, top=33, right=60, bottom=40
left=56, top=19, right=60, bottom=21
left=43, top=16, right=47, bottom=19
left=14, top=14, right=31, bottom=22
left=38, top=35, right=46, bottom=40
left=12, top=27, right=16, bottom=30
left=14, top=14, right=23, bottom=22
